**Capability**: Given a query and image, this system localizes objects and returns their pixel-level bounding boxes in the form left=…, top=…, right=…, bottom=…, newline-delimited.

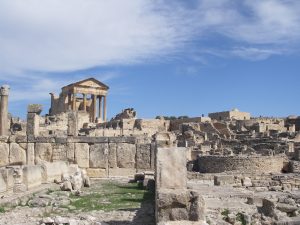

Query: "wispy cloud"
left=0, top=0, right=300, bottom=85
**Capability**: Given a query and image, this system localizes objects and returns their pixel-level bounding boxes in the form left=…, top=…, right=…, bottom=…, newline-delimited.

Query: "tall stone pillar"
left=98, top=96, right=102, bottom=121
left=103, top=95, right=107, bottom=122
left=67, top=93, right=72, bottom=110
left=72, top=92, right=76, bottom=111
left=83, top=93, right=87, bottom=112
left=0, top=85, right=10, bottom=136
left=92, top=94, right=97, bottom=122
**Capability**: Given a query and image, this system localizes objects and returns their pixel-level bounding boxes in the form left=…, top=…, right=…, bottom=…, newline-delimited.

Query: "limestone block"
left=67, top=112, right=78, bottom=136
left=156, top=147, right=187, bottom=189
left=116, top=143, right=136, bottom=168
left=35, top=143, right=53, bottom=164
left=109, top=168, right=136, bottom=177
left=0, top=143, right=9, bottom=166
left=214, top=175, right=235, bottom=186
left=262, top=198, right=277, bottom=218
left=136, top=144, right=151, bottom=169
left=52, top=144, right=67, bottom=161
left=189, top=191, right=206, bottom=221
left=0, top=173, right=6, bottom=193
left=41, top=161, right=68, bottom=183
left=156, top=189, right=189, bottom=222
left=0, top=168, right=14, bottom=192
left=9, top=143, right=26, bottom=165
left=89, top=143, right=108, bottom=168
left=23, top=165, right=42, bottom=189
left=108, top=143, right=117, bottom=168
left=86, top=168, right=107, bottom=178
left=75, top=143, right=89, bottom=168
left=27, top=113, right=39, bottom=136
left=66, top=143, right=75, bottom=163
left=27, top=143, right=35, bottom=165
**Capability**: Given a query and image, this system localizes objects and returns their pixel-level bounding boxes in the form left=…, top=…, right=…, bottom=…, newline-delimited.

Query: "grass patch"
left=0, top=206, right=5, bottom=213
left=236, top=213, right=247, bottom=225
left=69, top=181, right=154, bottom=212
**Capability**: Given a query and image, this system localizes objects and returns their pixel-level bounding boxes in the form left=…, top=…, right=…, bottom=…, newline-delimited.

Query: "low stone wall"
left=198, top=155, right=285, bottom=173
left=0, top=135, right=154, bottom=177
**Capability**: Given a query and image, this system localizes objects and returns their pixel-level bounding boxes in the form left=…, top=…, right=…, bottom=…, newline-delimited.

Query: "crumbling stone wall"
left=198, top=155, right=285, bottom=173
left=0, top=136, right=154, bottom=178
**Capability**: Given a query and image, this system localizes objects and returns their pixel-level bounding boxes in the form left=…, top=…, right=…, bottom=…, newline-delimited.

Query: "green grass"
left=236, top=213, right=247, bottom=225
left=69, top=181, right=154, bottom=212
left=0, top=206, right=5, bottom=213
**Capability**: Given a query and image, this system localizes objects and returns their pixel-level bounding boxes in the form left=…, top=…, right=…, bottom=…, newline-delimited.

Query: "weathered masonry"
left=49, top=78, right=109, bottom=122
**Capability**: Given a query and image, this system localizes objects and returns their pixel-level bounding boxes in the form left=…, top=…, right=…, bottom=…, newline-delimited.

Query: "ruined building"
left=0, top=78, right=300, bottom=225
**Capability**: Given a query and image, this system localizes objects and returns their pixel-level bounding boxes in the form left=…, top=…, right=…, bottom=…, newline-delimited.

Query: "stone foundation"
left=198, top=155, right=285, bottom=173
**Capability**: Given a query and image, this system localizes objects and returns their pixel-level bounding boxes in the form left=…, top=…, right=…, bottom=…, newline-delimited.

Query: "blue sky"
left=0, top=0, right=299, bottom=119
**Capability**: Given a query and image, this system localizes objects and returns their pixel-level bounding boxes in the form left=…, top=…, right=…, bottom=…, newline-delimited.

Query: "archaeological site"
left=0, top=77, right=300, bottom=225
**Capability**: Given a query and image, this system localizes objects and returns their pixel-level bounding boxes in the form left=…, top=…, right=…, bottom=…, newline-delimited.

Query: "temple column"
left=67, top=93, right=72, bottom=110
left=103, top=95, right=107, bottom=122
left=83, top=93, right=87, bottom=112
left=92, top=94, right=97, bottom=122
left=98, top=96, right=102, bottom=121
left=0, top=85, right=9, bottom=136
left=72, top=92, right=76, bottom=111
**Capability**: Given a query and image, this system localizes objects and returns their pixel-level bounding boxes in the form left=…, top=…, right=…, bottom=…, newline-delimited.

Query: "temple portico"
left=49, top=78, right=109, bottom=122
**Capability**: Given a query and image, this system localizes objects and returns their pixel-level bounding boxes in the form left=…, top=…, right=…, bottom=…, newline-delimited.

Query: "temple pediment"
left=63, top=78, right=109, bottom=91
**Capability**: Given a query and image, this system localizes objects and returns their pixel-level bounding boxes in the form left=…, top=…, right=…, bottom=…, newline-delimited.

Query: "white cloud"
left=0, top=0, right=300, bottom=79
left=0, top=0, right=193, bottom=75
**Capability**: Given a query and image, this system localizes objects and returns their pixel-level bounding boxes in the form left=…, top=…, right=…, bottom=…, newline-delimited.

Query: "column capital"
left=0, top=85, right=10, bottom=96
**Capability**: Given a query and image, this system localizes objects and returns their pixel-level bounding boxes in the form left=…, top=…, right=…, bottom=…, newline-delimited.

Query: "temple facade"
left=49, top=78, right=109, bottom=122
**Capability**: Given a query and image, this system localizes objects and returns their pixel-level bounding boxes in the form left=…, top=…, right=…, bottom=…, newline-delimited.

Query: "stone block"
left=0, top=143, right=9, bottom=166
left=116, top=143, right=136, bottom=168
left=27, top=104, right=42, bottom=114
left=52, top=144, right=68, bottom=161
left=66, top=143, right=75, bottom=163
left=9, top=143, right=26, bottom=165
left=67, top=112, right=78, bottom=136
left=262, top=198, right=277, bottom=219
left=0, top=168, right=14, bottom=193
left=109, top=136, right=136, bottom=144
left=41, top=161, right=68, bottom=183
left=136, top=144, right=151, bottom=169
left=26, top=113, right=39, bottom=136
left=0, top=173, right=6, bottom=193
left=108, top=143, right=117, bottom=168
left=35, top=143, right=53, bottom=164
left=89, top=143, right=108, bottom=168
left=70, top=136, right=108, bottom=143
left=214, top=175, right=235, bottom=186
left=109, top=168, right=136, bottom=177
left=23, top=165, right=42, bottom=189
left=75, top=143, right=89, bottom=168
left=34, top=136, right=55, bottom=143
left=86, top=168, right=107, bottom=178
left=27, top=143, right=35, bottom=165
left=156, top=147, right=187, bottom=189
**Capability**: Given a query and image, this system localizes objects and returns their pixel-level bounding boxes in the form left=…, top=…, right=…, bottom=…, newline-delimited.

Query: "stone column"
left=83, top=93, right=87, bottom=112
left=27, top=104, right=42, bottom=137
left=67, top=93, right=72, bottom=110
left=72, top=92, right=76, bottom=111
left=103, top=95, right=107, bottom=122
left=0, top=85, right=9, bottom=136
left=92, top=94, right=97, bottom=122
left=98, top=96, right=102, bottom=121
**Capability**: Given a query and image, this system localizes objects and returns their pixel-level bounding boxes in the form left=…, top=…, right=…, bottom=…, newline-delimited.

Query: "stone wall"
left=198, top=155, right=285, bottom=173
left=0, top=136, right=154, bottom=178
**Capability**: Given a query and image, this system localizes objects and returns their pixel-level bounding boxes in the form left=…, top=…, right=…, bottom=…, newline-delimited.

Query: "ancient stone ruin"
left=0, top=78, right=300, bottom=225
